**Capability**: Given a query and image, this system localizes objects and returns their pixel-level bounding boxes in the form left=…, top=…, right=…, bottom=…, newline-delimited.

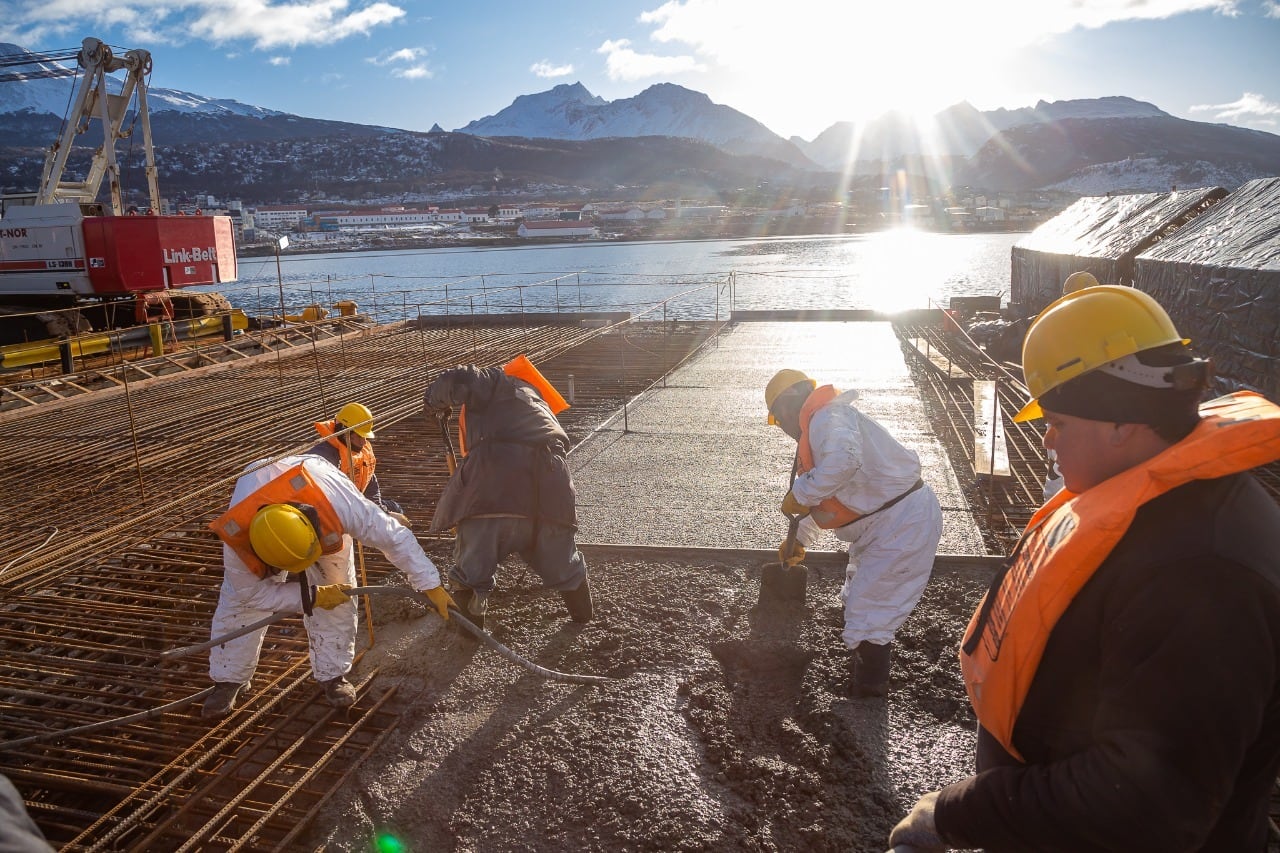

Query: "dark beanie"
left=1038, top=343, right=1207, bottom=437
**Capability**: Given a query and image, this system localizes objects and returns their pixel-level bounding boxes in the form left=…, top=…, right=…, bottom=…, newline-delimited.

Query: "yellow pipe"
left=0, top=311, right=248, bottom=370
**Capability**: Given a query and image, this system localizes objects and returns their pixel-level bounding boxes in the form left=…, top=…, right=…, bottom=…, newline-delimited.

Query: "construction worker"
left=1042, top=271, right=1101, bottom=501
left=765, top=368, right=943, bottom=697
left=889, top=285, right=1280, bottom=851
left=424, top=355, right=591, bottom=629
left=308, top=402, right=410, bottom=525
left=202, top=453, right=455, bottom=719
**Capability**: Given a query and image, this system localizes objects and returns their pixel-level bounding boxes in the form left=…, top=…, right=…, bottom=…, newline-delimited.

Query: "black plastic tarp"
left=1011, top=187, right=1226, bottom=312
left=1135, top=177, right=1280, bottom=400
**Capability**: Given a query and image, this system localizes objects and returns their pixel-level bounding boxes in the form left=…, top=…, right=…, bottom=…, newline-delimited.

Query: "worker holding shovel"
left=764, top=368, right=942, bottom=697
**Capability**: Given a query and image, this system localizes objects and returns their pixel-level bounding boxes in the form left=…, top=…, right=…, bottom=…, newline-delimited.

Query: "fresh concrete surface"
left=570, top=321, right=986, bottom=555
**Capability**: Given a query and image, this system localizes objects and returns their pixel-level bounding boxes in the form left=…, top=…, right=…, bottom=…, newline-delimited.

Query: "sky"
left=2, top=0, right=1279, bottom=142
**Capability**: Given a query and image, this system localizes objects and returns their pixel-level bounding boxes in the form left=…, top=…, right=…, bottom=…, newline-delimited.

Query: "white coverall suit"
left=208, top=455, right=442, bottom=684
left=792, top=390, right=944, bottom=649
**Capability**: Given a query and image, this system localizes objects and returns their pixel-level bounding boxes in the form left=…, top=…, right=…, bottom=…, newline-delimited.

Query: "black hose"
left=349, top=585, right=613, bottom=686
left=0, top=688, right=214, bottom=753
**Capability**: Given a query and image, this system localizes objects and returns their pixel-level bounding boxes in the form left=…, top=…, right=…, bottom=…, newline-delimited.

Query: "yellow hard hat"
left=1062, top=271, right=1100, bottom=294
left=248, top=504, right=321, bottom=573
left=765, top=369, right=816, bottom=425
left=336, top=402, right=375, bottom=439
left=1015, top=285, right=1188, bottom=422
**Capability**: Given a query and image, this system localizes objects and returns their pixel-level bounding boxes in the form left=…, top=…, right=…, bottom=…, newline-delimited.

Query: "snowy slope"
left=0, top=42, right=283, bottom=119
left=459, top=82, right=813, bottom=166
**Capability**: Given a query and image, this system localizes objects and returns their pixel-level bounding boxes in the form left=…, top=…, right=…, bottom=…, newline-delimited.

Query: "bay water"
left=218, top=230, right=1022, bottom=322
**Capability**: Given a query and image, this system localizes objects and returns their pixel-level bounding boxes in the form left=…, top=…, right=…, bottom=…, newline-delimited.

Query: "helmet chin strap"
left=296, top=570, right=315, bottom=617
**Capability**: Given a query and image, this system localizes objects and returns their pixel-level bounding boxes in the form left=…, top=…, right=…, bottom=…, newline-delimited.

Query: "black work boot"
left=202, top=681, right=247, bottom=719
left=451, top=586, right=487, bottom=631
left=321, top=676, right=357, bottom=709
left=559, top=577, right=594, bottom=623
left=851, top=641, right=892, bottom=698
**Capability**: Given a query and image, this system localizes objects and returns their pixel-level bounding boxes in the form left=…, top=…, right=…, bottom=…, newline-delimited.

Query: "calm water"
left=212, top=231, right=1022, bottom=322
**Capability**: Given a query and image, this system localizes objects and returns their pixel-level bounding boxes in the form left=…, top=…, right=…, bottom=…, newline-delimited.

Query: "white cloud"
left=1264, top=0, right=1280, bottom=16
left=636, top=0, right=1240, bottom=65
left=366, top=45, right=431, bottom=79
left=596, top=38, right=705, bottom=82
left=620, top=0, right=1248, bottom=134
left=0, top=0, right=405, bottom=50
left=531, top=60, right=574, bottom=78
left=268, top=55, right=290, bottom=66
left=391, top=65, right=430, bottom=79
left=368, top=47, right=425, bottom=66
left=1189, top=91, right=1280, bottom=127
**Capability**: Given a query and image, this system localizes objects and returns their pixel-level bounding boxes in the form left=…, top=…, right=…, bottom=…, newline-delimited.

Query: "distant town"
left=156, top=187, right=1073, bottom=256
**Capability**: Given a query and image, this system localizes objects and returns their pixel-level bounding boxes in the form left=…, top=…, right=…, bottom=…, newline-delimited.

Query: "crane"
left=0, top=37, right=237, bottom=345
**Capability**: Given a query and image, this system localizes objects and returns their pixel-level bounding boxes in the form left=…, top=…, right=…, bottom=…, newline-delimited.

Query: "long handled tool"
left=435, top=409, right=458, bottom=475
left=159, top=585, right=612, bottom=686
left=759, top=452, right=808, bottom=604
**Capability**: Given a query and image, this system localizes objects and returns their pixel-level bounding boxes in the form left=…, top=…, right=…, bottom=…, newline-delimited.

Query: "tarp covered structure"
left=1135, top=177, right=1280, bottom=400
left=1011, top=187, right=1226, bottom=312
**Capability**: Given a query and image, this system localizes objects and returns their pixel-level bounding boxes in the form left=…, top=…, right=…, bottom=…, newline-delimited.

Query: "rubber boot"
left=451, top=586, right=486, bottom=631
left=321, top=676, right=357, bottom=709
left=559, top=577, right=594, bottom=623
left=851, top=641, right=892, bottom=698
left=202, top=681, right=246, bottom=719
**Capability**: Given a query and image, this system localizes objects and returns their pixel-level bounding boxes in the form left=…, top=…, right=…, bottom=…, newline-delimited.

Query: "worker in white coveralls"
left=765, top=369, right=943, bottom=697
left=202, top=454, right=456, bottom=719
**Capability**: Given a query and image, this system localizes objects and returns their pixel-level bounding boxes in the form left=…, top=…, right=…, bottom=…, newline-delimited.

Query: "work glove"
left=313, top=583, right=353, bottom=611
left=389, top=511, right=413, bottom=529
left=780, top=490, right=809, bottom=518
left=421, top=585, right=456, bottom=620
left=429, top=404, right=453, bottom=419
left=887, top=791, right=945, bottom=852
left=778, top=541, right=805, bottom=567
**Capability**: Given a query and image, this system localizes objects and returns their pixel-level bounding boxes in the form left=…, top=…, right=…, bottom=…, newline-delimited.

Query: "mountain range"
left=2, top=40, right=1278, bottom=203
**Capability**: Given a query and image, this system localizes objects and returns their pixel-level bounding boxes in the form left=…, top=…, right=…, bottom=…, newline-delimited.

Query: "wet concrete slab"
left=570, top=321, right=986, bottom=556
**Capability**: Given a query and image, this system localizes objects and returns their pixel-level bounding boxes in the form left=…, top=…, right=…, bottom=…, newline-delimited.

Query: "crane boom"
left=36, top=37, right=160, bottom=216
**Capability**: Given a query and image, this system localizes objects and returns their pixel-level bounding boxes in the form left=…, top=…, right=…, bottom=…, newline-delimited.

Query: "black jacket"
left=425, top=365, right=576, bottom=532
left=936, top=473, right=1280, bottom=852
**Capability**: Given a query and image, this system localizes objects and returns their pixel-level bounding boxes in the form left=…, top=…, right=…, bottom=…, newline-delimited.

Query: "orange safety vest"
left=313, top=420, right=377, bottom=491
left=797, top=385, right=863, bottom=529
left=458, top=354, right=569, bottom=457
left=208, top=463, right=347, bottom=578
left=960, top=391, right=1280, bottom=760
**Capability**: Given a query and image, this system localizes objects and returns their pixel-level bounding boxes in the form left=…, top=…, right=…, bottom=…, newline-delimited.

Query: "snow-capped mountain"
left=145, top=87, right=286, bottom=119
left=0, top=42, right=284, bottom=120
left=797, top=96, right=1172, bottom=168
left=459, top=82, right=814, bottom=167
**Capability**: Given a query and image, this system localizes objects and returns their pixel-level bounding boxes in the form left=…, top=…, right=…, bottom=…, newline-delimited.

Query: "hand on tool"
left=430, top=404, right=453, bottom=419
left=390, top=511, right=413, bottom=529
left=422, top=585, right=457, bottom=620
left=313, top=583, right=353, bottom=610
left=780, top=489, right=809, bottom=518
left=888, top=791, right=944, bottom=852
left=778, top=541, right=805, bottom=567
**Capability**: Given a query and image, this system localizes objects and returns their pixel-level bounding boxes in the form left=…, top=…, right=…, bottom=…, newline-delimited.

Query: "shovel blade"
left=759, top=562, right=807, bottom=603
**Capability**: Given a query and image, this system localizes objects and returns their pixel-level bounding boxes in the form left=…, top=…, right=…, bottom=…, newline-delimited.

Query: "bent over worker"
left=424, top=356, right=591, bottom=629
left=307, top=402, right=410, bottom=526
left=203, top=454, right=455, bottom=719
left=765, top=369, right=943, bottom=697
left=890, top=284, right=1280, bottom=851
